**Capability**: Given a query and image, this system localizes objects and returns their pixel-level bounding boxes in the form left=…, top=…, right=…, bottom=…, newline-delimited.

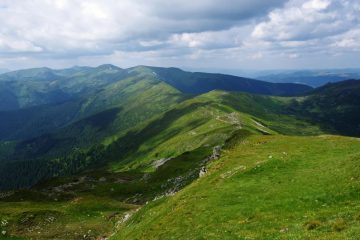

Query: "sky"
left=0, top=0, right=359, bottom=70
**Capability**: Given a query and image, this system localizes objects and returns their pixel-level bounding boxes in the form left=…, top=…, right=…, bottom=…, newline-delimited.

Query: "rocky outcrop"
left=199, top=167, right=207, bottom=177
left=199, top=145, right=221, bottom=178
left=152, top=157, right=173, bottom=169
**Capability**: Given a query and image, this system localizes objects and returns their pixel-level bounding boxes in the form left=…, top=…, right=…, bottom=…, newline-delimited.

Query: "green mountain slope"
left=0, top=64, right=312, bottom=113
left=148, top=66, right=313, bottom=96
left=0, top=100, right=84, bottom=141
left=0, top=80, right=185, bottom=190
left=0, top=65, right=359, bottom=240
left=0, top=67, right=183, bottom=141
left=12, top=78, right=184, bottom=160
left=107, top=90, right=321, bottom=172
left=288, top=80, right=360, bottom=137
left=0, top=65, right=127, bottom=111
left=114, top=134, right=360, bottom=240
left=0, top=89, right=321, bottom=190
left=0, top=94, right=321, bottom=239
left=0, top=65, right=312, bottom=142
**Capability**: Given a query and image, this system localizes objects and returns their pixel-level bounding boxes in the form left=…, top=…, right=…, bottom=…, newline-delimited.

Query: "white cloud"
left=0, top=35, right=43, bottom=53
left=0, top=0, right=284, bottom=55
left=333, top=29, right=360, bottom=49
left=0, top=0, right=359, bottom=69
left=302, top=0, right=330, bottom=10
left=250, top=52, right=263, bottom=59
left=169, top=26, right=250, bottom=49
left=288, top=53, right=300, bottom=59
left=251, top=0, right=355, bottom=41
left=247, top=0, right=360, bottom=62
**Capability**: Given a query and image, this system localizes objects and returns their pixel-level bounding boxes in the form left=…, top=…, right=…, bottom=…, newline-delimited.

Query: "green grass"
left=0, top=196, right=136, bottom=240
left=109, top=90, right=321, bottom=172
left=0, top=143, right=215, bottom=239
left=114, top=134, right=360, bottom=239
left=0, top=86, right=345, bottom=240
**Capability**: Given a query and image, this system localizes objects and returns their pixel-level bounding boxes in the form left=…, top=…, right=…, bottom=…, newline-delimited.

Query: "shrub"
left=304, top=220, right=321, bottom=230
left=332, top=218, right=346, bottom=232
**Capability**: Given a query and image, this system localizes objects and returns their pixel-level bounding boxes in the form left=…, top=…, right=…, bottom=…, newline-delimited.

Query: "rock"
left=121, top=213, right=131, bottom=223
left=211, top=145, right=221, bottom=160
left=199, top=146, right=221, bottom=177
left=1, top=219, right=8, bottom=227
left=0, top=191, right=14, bottom=199
left=99, top=177, right=106, bottom=182
left=199, top=167, right=207, bottom=177
left=152, top=157, right=173, bottom=169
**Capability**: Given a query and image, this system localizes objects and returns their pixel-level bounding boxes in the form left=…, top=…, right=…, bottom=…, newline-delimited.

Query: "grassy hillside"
left=0, top=80, right=185, bottom=190
left=0, top=146, right=213, bottom=239
left=0, top=88, right=323, bottom=191
left=107, top=90, right=321, bottom=172
left=0, top=64, right=312, bottom=113
left=8, top=76, right=184, bottom=159
left=114, top=134, right=360, bottom=239
left=0, top=112, right=315, bottom=240
left=1, top=66, right=359, bottom=239
left=0, top=65, right=314, bottom=142
left=0, top=68, right=185, bottom=141
left=0, top=88, right=357, bottom=239
left=0, top=189, right=137, bottom=239
left=288, top=80, right=360, bottom=137
left=0, top=65, right=128, bottom=111
left=2, top=132, right=359, bottom=239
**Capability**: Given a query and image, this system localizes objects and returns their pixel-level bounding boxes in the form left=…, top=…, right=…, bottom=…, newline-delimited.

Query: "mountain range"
left=255, top=69, right=360, bottom=87
left=0, top=65, right=359, bottom=239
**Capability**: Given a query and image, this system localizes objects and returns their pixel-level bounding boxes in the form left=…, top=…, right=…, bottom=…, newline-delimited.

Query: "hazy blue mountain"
left=255, top=69, right=360, bottom=87
left=0, top=68, right=10, bottom=74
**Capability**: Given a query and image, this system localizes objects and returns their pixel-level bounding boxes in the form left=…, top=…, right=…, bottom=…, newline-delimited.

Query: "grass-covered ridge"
left=114, top=134, right=360, bottom=239
left=107, top=90, right=322, bottom=172
left=0, top=88, right=322, bottom=191
left=0, top=87, right=325, bottom=239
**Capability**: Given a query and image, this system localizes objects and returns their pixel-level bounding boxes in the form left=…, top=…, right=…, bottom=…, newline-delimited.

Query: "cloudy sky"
left=0, top=0, right=359, bottom=70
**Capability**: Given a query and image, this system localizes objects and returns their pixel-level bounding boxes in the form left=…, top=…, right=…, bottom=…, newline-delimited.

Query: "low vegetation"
left=114, top=134, right=360, bottom=239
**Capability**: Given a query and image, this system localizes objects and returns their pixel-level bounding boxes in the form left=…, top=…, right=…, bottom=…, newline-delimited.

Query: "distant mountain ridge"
left=0, top=65, right=312, bottom=112
left=0, top=68, right=10, bottom=74
left=0, top=64, right=131, bottom=110
left=288, top=80, right=360, bottom=136
left=256, top=69, right=360, bottom=87
left=148, top=66, right=312, bottom=96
